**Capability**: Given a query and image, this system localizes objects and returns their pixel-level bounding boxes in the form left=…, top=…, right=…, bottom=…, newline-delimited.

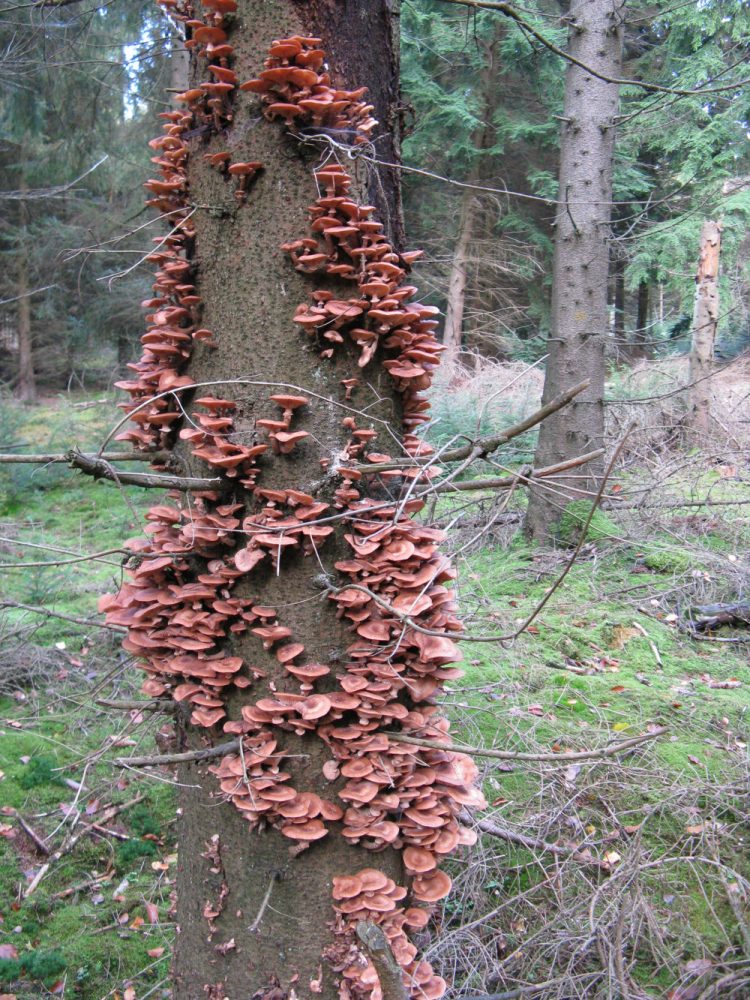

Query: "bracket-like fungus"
left=103, top=16, right=485, bottom=1000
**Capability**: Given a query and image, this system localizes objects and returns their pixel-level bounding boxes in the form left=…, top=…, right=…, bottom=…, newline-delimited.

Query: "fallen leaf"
left=684, top=958, right=713, bottom=975
left=124, top=988, right=137, bottom=1000
left=144, top=902, right=159, bottom=924
left=147, top=947, right=165, bottom=959
left=685, top=824, right=704, bottom=835
left=0, top=945, right=18, bottom=960
left=613, top=722, right=630, bottom=732
left=687, top=755, right=702, bottom=766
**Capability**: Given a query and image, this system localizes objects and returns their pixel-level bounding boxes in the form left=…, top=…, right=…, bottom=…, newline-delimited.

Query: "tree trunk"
left=102, top=3, right=482, bottom=999
left=633, top=277, right=649, bottom=356
left=16, top=177, right=36, bottom=403
left=524, top=0, right=624, bottom=543
left=688, top=219, right=722, bottom=439
left=441, top=29, right=499, bottom=367
left=612, top=252, right=625, bottom=347
left=442, top=186, right=477, bottom=365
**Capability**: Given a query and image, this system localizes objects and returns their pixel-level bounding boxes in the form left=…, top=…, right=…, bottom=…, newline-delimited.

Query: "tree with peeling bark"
left=524, top=0, right=624, bottom=543
left=97, top=2, right=487, bottom=998
left=688, top=219, right=722, bottom=440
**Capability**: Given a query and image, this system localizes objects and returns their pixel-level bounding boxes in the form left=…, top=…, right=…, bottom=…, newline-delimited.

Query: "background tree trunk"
left=688, top=219, right=722, bottom=439
left=633, top=277, right=649, bottom=356
left=442, top=186, right=477, bottom=365
left=16, top=177, right=36, bottom=403
left=524, top=0, right=624, bottom=543
left=441, top=31, right=500, bottom=367
left=168, top=3, right=408, bottom=997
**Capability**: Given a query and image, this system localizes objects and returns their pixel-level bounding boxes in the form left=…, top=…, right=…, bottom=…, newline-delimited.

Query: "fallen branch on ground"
left=459, top=810, right=611, bottom=872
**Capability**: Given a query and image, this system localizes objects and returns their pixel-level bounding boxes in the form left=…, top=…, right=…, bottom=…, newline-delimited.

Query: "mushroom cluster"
left=239, top=35, right=376, bottom=142
left=105, top=21, right=487, bottom=1000
left=99, top=497, right=261, bottom=728
left=328, top=869, right=446, bottom=1000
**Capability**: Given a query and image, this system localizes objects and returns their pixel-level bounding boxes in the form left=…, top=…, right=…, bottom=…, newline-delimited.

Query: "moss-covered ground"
left=0, top=395, right=748, bottom=997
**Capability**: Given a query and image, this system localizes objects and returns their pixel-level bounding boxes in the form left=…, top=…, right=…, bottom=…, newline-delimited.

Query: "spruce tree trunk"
left=100, top=2, right=483, bottom=999
left=442, top=186, right=476, bottom=366
left=612, top=253, right=625, bottom=348
left=688, top=219, right=722, bottom=440
left=174, top=7, right=402, bottom=995
left=524, top=0, right=624, bottom=543
left=441, top=29, right=499, bottom=367
left=16, top=178, right=36, bottom=403
left=633, top=277, right=649, bottom=356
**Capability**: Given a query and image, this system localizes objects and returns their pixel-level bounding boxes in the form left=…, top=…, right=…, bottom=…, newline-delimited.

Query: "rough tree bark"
left=524, top=0, right=624, bottom=542
left=688, top=218, right=722, bottom=439
left=174, top=7, right=403, bottom=995
left=17, top=176, right=36, bottom=403
left=442, top=31, right=499, bottom=367
left=442, top=185, right=477, bottom=365
left=101, top=2, right=482, bottom=999
left=633, top=277, right=649, bottom=356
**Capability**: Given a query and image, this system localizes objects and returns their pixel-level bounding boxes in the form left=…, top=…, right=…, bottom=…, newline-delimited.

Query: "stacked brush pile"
left=101, top=7, right=485, bottom=998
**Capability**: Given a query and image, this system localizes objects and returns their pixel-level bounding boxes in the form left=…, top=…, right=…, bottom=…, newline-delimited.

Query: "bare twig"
left=460, top=810, right=610, bottom=871
left=434, top=448, right=604, bottom=493
left=248, top=872, right=280, bottom=933
left=0, top=450, right=164, bottom=465
left=383, top=727, right=667, bottom=762
left=0, top=600, right=125, bottom=633
left=351, top=380, right=591, bottom=473
left=113, top=740, right=240, bottom=768
left=67, top=449, right=219, bottom=491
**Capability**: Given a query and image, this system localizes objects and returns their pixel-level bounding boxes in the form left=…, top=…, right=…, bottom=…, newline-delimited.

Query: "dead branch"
left=15, top=814, right=51, bottom=855
left=67, top=450, right=220, bottom=491
left=350, top=380, right=591, bottom=473
left=0, top=599, right=125, bottom=633
left=434, top=448, right=605, bottom=493
left=24, top=793, right=147, bottom=898
left=459, top=810, right=610, bottom=872
left=356, top=922, right=408, bottom=1000
left=0, top=450, right=165, bottom=464
left=96, top=698, right=174, bottom=712
left=384, top=727, right=667, bottom=762
left=114, top=739, right=240, bottom=768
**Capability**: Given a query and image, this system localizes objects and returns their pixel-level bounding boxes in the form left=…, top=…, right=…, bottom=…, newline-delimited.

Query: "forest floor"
left=0, top=387, right=748, bottom=999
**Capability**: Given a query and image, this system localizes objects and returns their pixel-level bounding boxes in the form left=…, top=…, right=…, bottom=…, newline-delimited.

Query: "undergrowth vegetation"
left=0, top=386, right=748, bottom=998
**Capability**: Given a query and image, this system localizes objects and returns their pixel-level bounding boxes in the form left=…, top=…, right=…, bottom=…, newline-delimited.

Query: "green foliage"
left=556, top=501, right=619, bottom=544
left=0, top=948, right=66, bottom=985
left=18, top=754, right=63, bottom=790
left=128, top=804, right=161, bottom=838
left=115, top=839, right=158, bottom=871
